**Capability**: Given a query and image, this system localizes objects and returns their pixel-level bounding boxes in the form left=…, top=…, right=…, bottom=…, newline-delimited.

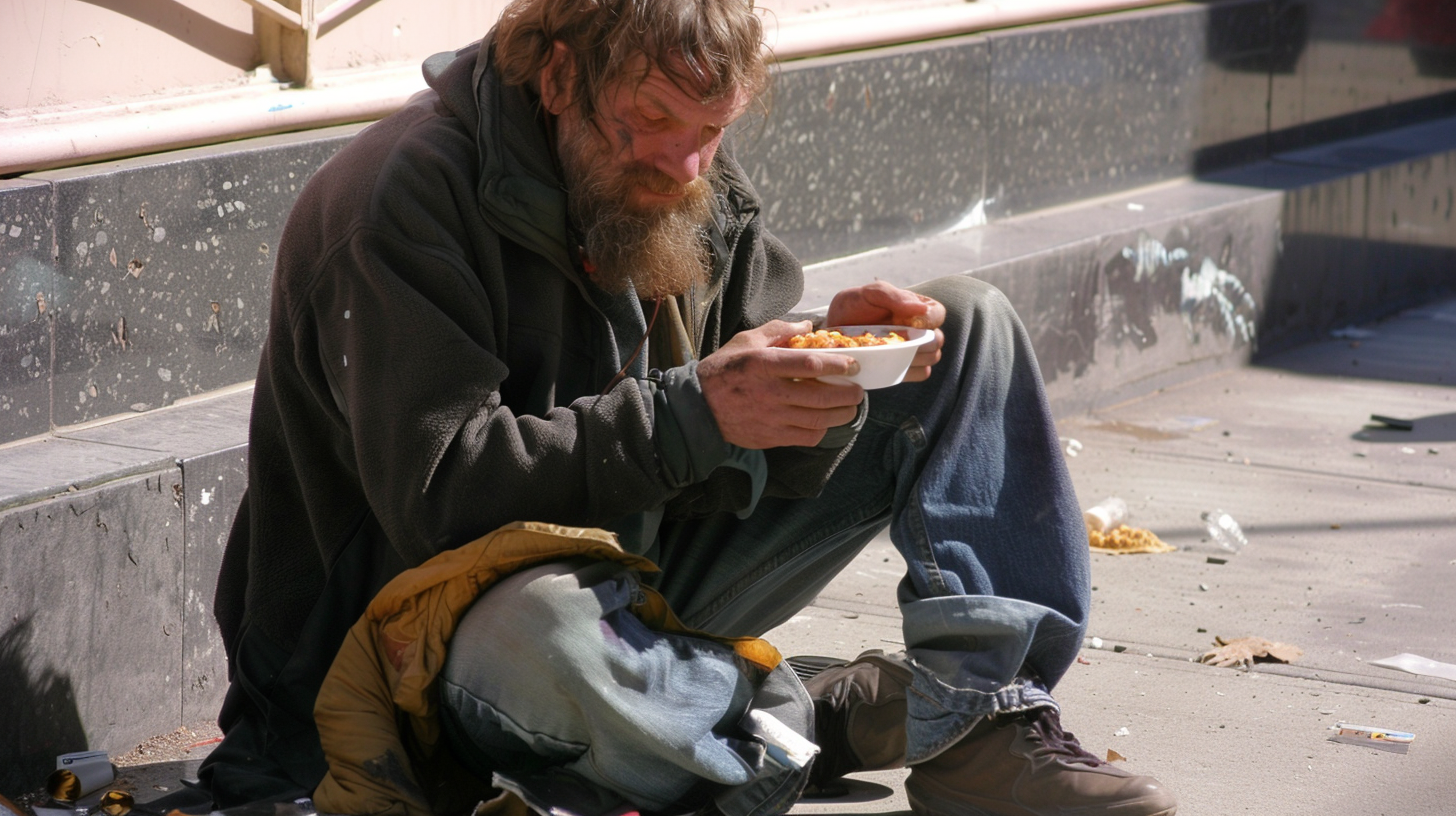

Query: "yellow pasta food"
left=1088, top=524, right=1175, bottom=554
left=786, top=329, right=908, bottom=349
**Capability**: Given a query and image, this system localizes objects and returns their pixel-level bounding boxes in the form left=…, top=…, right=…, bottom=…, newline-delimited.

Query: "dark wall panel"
left=32, top=130, right=360, bottom=427
left=735, top=37, right=990, bottom=264
left=181, top=444, right=248, bottom=724
left=0, top=180, right=56, bottom=443
left=0, top=470, right=183, bottom=795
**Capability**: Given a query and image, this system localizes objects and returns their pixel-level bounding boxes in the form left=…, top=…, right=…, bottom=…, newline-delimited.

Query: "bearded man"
left=201, top=1, right=1177, bottom=815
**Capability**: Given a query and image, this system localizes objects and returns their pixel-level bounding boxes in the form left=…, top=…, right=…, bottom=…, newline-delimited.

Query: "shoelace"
left=1023, top=708, right=1104, bottom=767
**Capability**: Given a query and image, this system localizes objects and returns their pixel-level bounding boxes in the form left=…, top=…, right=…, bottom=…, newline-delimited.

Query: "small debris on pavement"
left=1088, top=525, right=1175, bottom=554
left=1201, top=510, right=1248, bottom=552
left=1199, top=636, right=1302, bottom=668
left=1064, top=438, right=1083, bottom=457
left=1083, top=497, right=1128, bottom=532
left=1106, top=748, right=1127, bottom=762
left=1369, top=414, right=1414, bottom=430
left=1206, top=556, right=1227, bottom=565
left=1328, top=723, right=1414, bottom=754
left=1113, top=727, right=1130, bottom=737
left=1370, top=653, right=1456, bottom=683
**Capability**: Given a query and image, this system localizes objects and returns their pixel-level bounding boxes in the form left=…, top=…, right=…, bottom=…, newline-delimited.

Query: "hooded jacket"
left=209, top=34, right=856, bottom=798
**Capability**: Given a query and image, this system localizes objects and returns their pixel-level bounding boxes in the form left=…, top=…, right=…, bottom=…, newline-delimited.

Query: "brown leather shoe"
left=798, top=650, right=914, bottom=787
left=906, top=706, right=1177, bottom=816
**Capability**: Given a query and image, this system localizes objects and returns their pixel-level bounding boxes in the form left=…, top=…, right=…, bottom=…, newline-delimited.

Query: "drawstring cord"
left=598, top=296, right=663, bottom=397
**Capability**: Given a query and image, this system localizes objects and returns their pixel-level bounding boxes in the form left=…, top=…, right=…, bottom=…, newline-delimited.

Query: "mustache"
left=610, top=165, right=706, bottom=199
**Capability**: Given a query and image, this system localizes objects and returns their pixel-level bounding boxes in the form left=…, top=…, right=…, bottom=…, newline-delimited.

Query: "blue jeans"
left=440, top=276, right=1091, bottom=809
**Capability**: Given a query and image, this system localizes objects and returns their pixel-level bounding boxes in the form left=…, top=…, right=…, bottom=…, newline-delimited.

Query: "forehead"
left=610, top=56, right=752, bottom=125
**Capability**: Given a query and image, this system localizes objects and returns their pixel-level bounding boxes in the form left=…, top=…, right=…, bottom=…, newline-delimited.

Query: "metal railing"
left=240, top=0, right=375, bottom=86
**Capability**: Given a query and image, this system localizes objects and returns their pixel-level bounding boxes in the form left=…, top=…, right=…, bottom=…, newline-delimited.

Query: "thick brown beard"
left=558, top=114, right=714, bottom=300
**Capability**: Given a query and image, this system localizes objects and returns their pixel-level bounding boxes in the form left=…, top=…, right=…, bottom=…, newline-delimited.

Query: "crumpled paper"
left=1200, top=636, right=1302, bottom=668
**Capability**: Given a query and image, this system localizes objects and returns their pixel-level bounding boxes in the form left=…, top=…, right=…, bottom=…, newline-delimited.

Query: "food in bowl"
left=786, top=329, right=908, bottom=349
left=782, top=324, right=936, bottom=389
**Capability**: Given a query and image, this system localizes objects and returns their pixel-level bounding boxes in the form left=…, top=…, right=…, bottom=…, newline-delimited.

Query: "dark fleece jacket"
left=207, top=35, right=856, bottom=796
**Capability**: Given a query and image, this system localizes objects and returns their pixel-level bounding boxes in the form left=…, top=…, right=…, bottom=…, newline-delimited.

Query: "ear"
left=538, top=40, right=575, bottom=116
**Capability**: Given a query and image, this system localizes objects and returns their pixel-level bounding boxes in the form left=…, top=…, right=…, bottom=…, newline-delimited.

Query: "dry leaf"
left=1106, top=748, right=1127, bottom=762
left=1089, top=524, right=1175, bottom=554
left=1200, top=636, right=1303, bottom=669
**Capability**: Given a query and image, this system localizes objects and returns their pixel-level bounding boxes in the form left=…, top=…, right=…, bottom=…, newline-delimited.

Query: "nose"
left=652, top=137, right=703, bottom=186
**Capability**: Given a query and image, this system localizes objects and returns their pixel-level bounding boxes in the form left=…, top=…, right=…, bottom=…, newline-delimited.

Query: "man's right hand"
left=697, top=320, right=865, bottom=449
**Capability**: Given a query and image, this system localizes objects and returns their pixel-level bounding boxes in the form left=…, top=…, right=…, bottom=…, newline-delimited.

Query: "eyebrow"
left=637, top=85, right=738, bottom=129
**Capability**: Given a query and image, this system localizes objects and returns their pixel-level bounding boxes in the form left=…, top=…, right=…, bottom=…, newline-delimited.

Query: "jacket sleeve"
left=295, top=225, right=687, bottom=566
left=659, top=216, right=865, bottom=520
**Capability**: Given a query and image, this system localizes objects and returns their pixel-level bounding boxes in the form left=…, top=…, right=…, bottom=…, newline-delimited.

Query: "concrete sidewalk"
left=76, top=296, right=1456, bottom=815
left=775, top=295, right=1456, bottom=815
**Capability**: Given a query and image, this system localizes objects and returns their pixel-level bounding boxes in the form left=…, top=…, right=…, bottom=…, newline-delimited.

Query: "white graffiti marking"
left=1181, top=257, right=1257, bottom=344
left=1122, top=233, right=1189, bottom=281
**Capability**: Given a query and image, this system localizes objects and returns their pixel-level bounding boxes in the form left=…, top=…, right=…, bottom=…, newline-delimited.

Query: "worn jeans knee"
left=438, top=558, right=814, bottom=815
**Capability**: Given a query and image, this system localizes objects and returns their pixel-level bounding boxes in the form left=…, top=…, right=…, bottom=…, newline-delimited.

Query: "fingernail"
left=847, top=360, right=861, bottom=375
left=909, top=316, right=927, bottom=329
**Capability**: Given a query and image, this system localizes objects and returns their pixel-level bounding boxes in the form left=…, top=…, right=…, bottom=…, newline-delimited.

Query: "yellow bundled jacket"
left=312, top=521, right=784, bottom=816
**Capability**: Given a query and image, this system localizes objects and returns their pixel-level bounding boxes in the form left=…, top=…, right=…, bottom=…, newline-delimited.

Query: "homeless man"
left=202, top=1, right=1178, bottom=815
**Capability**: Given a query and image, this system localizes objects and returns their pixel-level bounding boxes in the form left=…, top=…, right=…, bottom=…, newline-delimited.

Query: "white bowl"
left=791, top=325, right=936, bottom=389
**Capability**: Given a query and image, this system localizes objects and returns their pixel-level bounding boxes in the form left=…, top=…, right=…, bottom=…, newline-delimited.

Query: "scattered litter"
left=1198, top=583, right=1210, bottom=591
left=1113, top=645, right=1127, bottom=653
left=1379, top=603, right=1423, bottom=610
left=1419, top=698, right=1432, bottom=704
left=1206, top=556, right=1227, bottom=565
left=1150, top=415, right=1217, bottom=433
left=1429, top=448, right=1440, bottom=455
left=1330, top=326, right=1378, bottom=340
left=1077, top=656, right=1091, bottom=665
left=1091, top=637, right=1105, bottom=649
left=1065, top=438, right=1083, bottom=457
left=1083, top=497, right=1128, bottom=533
left=1089, top=524, right=1175, bottom=554
left=1199, top=636, right=1302, bottom=669
left=1113, top=727, right=1130, bottom=737
left=1201, top=510, right=1247, bottom=553
left=1401, top=446, right=1416, bottom=454
left=1370, top=653, right=1456, bottom=683
left=1106, top=748, right=1127, bottom=761
left=1328, top=723, right=1413, bottom=754
left=1370, top=414, right=1414, bottom=430
left=49, top=751, right=113, bottom=800
left=1082, top=496, right=1174, bottom=553
left=1127, top=203, right=1145, bottom=211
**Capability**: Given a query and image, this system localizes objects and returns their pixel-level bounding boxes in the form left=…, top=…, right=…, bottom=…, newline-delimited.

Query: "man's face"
left=553, top=56, right=752, bottom=300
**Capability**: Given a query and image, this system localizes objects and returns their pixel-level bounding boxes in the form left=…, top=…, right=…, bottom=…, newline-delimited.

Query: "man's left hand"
left=826, top=281, right=945, bottom=383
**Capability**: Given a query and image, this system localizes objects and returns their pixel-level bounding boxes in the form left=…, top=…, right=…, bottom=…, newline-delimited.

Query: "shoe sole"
left=907, top=776, right=1178, bottom=816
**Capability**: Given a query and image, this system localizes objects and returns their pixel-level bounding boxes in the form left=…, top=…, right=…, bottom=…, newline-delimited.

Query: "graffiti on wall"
left=1113, top=229, right=1258, bottom=349
left=1034, top=226, right=1260, bottom=388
